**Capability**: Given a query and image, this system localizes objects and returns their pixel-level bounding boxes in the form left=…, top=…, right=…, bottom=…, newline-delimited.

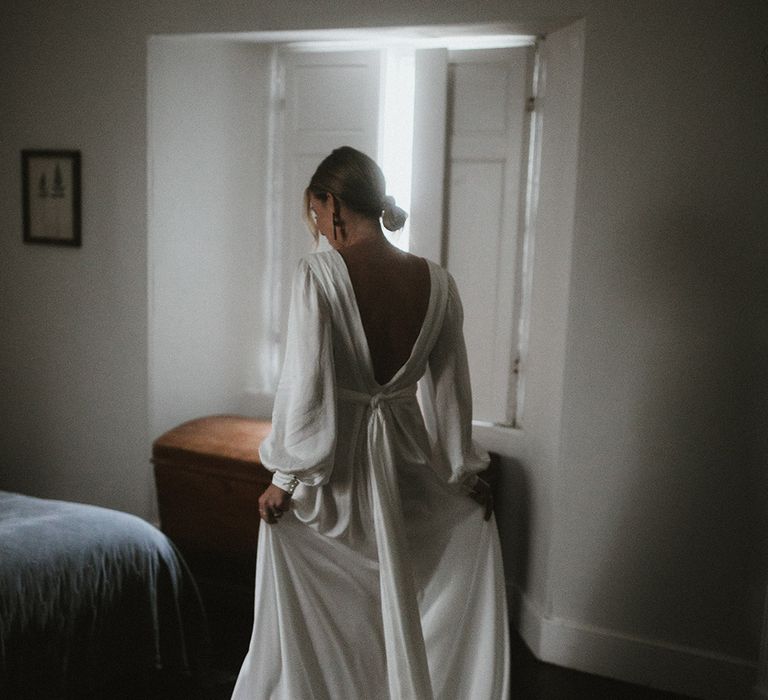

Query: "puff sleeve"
left=259, top=257, right=336, bottom=487
left=422, top=273, right=489, bottom=490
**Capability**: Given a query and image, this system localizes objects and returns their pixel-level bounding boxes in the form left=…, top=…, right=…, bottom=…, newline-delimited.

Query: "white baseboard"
left=510, top=584, right=757, bottom=699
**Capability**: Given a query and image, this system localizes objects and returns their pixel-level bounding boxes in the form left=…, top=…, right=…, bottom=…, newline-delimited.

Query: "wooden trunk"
left=152, top=415, right=272, bottom=588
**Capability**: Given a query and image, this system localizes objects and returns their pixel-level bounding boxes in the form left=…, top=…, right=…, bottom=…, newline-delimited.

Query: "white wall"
left=0, top=2, right=153, bottom=514
left=1, top=1, right=766, bottom=696
left=147, top=38, right=272, bottom=443
left=546, top=4, right=768, bottom=694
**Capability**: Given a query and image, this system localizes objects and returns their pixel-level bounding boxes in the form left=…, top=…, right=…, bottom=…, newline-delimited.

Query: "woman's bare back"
left=339, top=245, right=430, bottom=386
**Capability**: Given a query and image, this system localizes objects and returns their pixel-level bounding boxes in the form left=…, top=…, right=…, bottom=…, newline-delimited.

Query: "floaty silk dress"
left=232, top=249, right=510, bottom=700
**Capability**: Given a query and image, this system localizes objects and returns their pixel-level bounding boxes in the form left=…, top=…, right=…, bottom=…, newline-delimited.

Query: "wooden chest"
left=152, top=415, right=273, bottom=588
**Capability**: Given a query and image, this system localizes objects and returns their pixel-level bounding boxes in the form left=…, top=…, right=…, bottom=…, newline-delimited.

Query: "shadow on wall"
left=578, top=205, right=767, bottom=692
left=492, top=454, right=530, bottom=626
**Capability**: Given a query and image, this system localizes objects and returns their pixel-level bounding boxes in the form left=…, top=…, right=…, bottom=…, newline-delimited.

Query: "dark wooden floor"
left=141, top=626, right=695, bottom=700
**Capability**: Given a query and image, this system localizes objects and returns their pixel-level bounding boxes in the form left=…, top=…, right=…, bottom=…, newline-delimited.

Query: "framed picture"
left=21, top=149, right=81, bottom=247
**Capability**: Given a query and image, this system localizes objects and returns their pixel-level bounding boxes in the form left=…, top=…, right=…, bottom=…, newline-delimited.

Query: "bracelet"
left=272, top=472, right=300, bottom=495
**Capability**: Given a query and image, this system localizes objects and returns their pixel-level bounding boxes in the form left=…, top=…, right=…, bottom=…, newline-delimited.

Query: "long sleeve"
left=259, top=257, right=336, bottom=487
left=422, top=273, right=489, bottom=490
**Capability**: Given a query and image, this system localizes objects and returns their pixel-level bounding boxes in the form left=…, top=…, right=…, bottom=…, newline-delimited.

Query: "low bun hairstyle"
left=381, top=195, right=408, bottom=232
left=305, top=146, right=408, bottom=237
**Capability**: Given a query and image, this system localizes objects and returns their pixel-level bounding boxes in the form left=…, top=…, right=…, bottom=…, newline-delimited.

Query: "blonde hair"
left=304, top=146, right=407, bottom=239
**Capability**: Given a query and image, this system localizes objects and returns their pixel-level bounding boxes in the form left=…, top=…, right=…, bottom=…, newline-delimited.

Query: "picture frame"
left=21, top=149, right=82, bottom=247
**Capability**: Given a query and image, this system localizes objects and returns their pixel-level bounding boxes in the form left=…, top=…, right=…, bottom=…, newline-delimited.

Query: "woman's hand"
left=469, top=477, right=494, bottom=521
left=259, top=484, right=292, bottom=524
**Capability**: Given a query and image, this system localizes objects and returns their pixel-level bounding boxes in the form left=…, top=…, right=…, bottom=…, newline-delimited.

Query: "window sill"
left=472, top=420, right=525, bottom=457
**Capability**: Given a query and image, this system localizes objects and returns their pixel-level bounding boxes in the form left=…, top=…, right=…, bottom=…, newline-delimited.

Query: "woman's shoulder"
left=419, top=254, right=444, bottom=275
left=412, top=254, right=450, bottom=290
left=293, top=250, right=341, bottom=299
left=295, top=249, right=336, bottom=276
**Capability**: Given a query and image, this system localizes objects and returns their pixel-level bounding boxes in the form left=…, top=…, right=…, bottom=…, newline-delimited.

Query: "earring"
left=331, top=195, right=343, bottom=240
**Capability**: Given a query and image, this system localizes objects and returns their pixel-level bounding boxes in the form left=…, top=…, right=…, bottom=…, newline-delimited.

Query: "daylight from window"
left=379, top=46, right=416, bottom=251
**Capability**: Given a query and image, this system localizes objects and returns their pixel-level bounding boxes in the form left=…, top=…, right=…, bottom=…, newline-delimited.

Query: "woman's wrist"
left=271, top=471, right=300, bottom=495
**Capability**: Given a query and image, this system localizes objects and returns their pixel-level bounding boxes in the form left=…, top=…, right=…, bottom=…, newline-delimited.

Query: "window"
left=266, top=32, right=536, bottom=427
left=147, top=22, right=585, bottom=443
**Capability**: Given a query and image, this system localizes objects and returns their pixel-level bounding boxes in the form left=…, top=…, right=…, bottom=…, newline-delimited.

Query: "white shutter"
left=443, top=47, right=533, bottom=425
left=271, top=48, right=382, bottom=370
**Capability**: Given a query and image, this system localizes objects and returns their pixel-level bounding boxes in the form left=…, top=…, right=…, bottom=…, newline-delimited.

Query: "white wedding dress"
left=232, top=249, right=509, bottom=700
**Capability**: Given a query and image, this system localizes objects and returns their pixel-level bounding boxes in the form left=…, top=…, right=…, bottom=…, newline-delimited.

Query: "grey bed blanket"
left=0, top=491, right=209, bottom=697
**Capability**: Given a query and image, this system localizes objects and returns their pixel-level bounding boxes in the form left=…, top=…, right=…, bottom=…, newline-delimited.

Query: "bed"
left=0, top=490, right=209, bottom=698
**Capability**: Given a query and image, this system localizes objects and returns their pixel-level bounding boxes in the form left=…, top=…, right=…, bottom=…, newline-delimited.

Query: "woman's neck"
left=331, top=214, right=393, bottom=253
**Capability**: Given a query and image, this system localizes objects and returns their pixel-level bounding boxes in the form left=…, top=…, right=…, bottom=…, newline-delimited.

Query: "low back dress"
left=231, top=249, right=510, bottom=700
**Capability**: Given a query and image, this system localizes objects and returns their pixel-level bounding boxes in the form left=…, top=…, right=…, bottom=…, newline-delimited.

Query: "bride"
left=232, top=146, right=510, bottom=699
